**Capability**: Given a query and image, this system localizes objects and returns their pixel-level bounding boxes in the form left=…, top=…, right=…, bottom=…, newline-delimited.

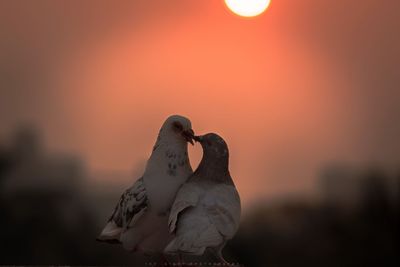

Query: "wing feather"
left=168, top=182, right=200, bottom=233
left=164, top=184, right=240, bottom=254
left=97, top=177, right=148, bottom=242
left=206, top=185, right=241, bottom=239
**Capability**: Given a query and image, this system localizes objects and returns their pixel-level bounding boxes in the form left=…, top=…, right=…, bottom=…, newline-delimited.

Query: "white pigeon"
left=164, top=133, right=241, bottom=263
left=97, top=115, right=195, bottom=254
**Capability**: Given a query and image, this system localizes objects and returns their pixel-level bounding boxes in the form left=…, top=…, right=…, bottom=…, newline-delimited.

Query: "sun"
left=225, top=0, right=271, bottom=17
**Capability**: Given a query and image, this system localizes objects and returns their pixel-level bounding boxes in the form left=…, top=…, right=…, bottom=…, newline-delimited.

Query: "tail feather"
left=119, top=227, right=142, bottom=251
left=96, top=221, right=122, bottom=243
left=164, top=237, right=205, bottom=255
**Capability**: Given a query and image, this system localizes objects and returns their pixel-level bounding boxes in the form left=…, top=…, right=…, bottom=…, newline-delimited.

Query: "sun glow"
left=225, top=0, right=271, bottom=17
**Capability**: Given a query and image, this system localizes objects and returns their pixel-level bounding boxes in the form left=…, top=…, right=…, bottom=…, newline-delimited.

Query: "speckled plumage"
left=97, top=115, right=194, bottom=254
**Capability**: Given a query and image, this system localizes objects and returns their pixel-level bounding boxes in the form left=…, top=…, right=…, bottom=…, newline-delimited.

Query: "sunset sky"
left=1, top=0, right=399, bottom=206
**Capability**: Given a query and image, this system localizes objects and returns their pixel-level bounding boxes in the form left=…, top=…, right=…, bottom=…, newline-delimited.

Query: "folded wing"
left=97, top=177, right=148, bottom=243
left=206, top=185, right=241, bottom=239
left=165, top=184, right=241, bottom=254
left=168, top=182, right=200, bottom=233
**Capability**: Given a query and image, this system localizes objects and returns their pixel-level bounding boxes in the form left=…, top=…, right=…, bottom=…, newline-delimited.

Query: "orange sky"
left=1, top=0, right=399, bottom=206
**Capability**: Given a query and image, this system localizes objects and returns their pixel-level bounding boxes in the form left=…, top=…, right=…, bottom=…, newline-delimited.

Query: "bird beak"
left=182, top=129, right=195, bottom=145
left=193, top=135, right=203, bottom=143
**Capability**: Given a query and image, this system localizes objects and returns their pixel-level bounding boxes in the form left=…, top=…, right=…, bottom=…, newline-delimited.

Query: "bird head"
left=164, top=115, right=195, bottom=145
left=194, top=133, right=229, bottom=159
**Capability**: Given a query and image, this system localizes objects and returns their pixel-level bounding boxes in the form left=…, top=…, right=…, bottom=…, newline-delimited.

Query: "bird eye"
left=173, top=121, right=183, bottom=131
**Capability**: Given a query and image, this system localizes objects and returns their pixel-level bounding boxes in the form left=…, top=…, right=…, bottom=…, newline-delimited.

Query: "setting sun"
left=225, top=0, right=271, bottom=17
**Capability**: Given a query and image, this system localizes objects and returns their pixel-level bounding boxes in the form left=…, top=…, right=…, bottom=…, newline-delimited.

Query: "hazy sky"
left=1, top=0, right=399, bottom=205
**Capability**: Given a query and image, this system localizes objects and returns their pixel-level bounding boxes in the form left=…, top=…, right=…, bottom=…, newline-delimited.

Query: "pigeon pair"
left=97, top=115, right=241, bottom=263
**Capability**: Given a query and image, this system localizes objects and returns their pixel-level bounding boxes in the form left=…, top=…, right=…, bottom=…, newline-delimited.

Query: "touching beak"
left=193, top=135, right=203, bottom=143
left=182, top=129, right=195, bottom=145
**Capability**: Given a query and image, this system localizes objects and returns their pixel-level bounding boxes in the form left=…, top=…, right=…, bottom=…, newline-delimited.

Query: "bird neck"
left=145, top=130, right=191, bottom=175
left=151, top=129, right=188, bottom=155
left=194, top=155, right=233, bottom=185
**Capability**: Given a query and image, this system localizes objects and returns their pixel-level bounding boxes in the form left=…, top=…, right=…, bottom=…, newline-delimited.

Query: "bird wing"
left=97, top=177, right=148, bottom=242
left=204, top=184, right=241, bottom=239
left=165, top=184, right=240, bottom=255
left=168, top=182, right=201, bottom=233
left=164, top=207, right=223, bottom=255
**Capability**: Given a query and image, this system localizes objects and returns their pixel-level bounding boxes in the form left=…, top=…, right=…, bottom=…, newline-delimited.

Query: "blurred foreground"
left=0, top=126, right=398, bottom=266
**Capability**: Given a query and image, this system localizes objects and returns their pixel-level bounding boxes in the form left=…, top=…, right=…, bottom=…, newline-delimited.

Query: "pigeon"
left=164, top=133, right=241, bottom=263
left=97, top=115, right=195, bottom=254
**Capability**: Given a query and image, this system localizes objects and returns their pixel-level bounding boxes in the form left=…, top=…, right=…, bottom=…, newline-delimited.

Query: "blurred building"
left=2, top=126, right=85, bottom=195
left=318, top=164, right=397, bottom=210
left=319, top=165, right=364, bottom=209
left=0, top=125, right=144, bottom=265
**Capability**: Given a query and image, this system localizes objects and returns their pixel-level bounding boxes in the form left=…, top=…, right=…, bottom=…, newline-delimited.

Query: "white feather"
left=97, top=115, right=194, bottom=254
left=165, top=183, right=241, bottom=254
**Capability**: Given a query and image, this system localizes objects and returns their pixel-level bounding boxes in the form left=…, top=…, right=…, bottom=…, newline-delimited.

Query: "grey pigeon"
left=97, top=115, right=195, bottom=254
left=164, top=133, right=241, bottom=263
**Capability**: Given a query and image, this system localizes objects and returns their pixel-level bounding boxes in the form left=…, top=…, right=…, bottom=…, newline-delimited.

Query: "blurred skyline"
left=0, top=127, right=397, bottom=265
left=1, top=0, right=399, bottom=206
